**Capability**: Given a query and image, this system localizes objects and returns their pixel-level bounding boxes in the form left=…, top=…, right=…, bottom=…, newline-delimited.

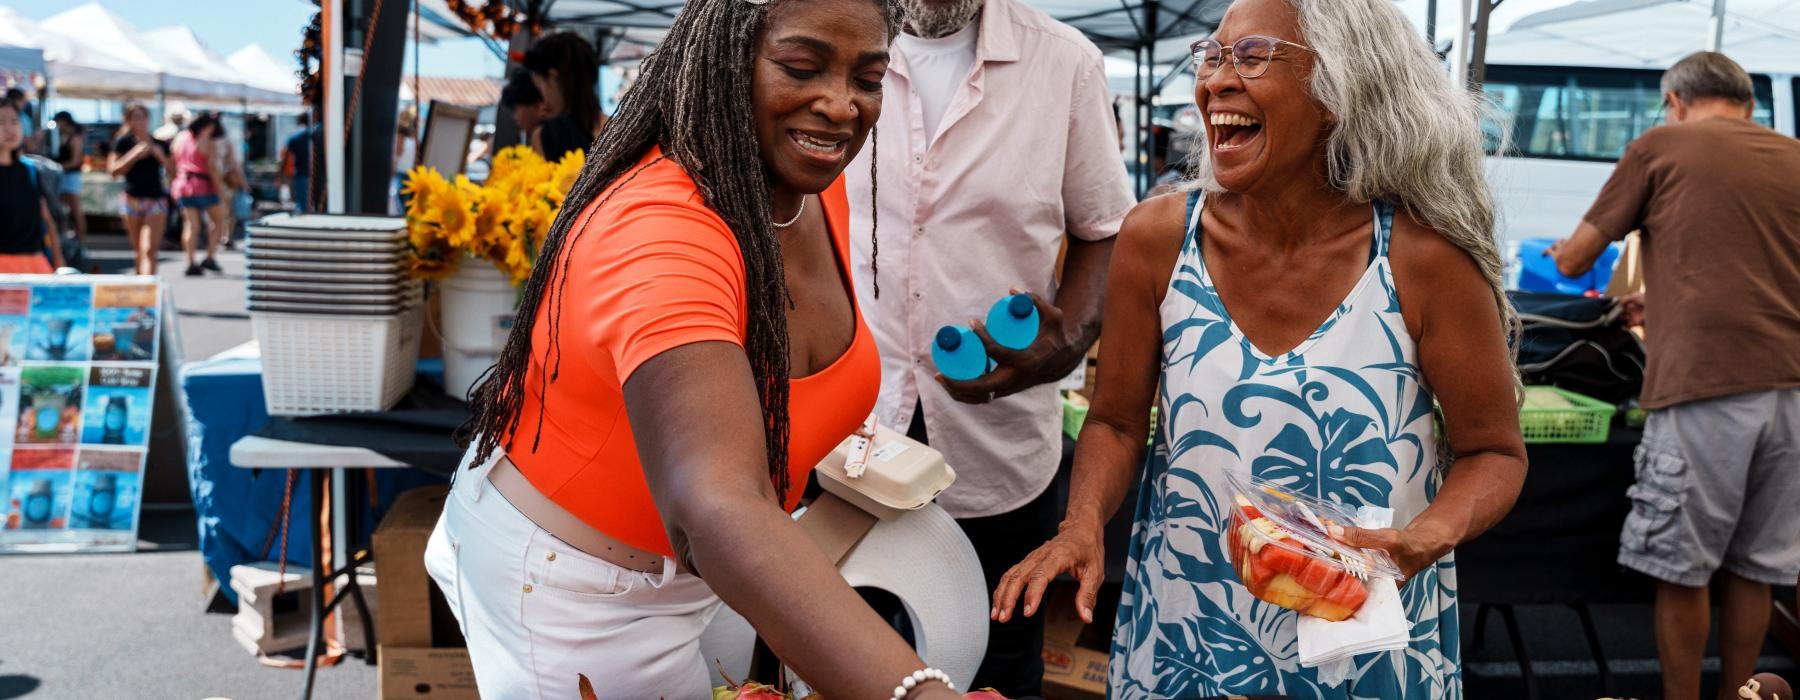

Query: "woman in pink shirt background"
left=170, top=113, right=228, bottom=277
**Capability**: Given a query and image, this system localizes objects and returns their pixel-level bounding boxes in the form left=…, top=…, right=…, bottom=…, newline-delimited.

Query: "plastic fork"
left=1297, top=501, right=1372, bottom=581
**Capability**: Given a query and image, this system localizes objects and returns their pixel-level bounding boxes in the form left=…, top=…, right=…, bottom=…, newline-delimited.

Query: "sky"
left=1, top=0, right=505, bottom=79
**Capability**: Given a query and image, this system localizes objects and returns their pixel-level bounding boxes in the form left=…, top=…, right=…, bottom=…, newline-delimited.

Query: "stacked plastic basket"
left=245, top=214, right=423, bottom=416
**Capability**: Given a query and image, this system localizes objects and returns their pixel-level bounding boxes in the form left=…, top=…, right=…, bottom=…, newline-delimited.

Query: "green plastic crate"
left=1062, top=393, right=1157, bottom=445
left=1520, top=386, right=1615, bottom=444
left=1062, top=394, right=1090, bottom=441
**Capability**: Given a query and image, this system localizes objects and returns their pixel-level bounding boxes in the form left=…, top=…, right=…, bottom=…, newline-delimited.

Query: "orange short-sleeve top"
left=505, top=147, right=880, bottom=558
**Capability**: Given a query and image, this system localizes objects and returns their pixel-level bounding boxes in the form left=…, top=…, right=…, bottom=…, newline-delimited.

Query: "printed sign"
left=0, top=277, right=161, bottom=553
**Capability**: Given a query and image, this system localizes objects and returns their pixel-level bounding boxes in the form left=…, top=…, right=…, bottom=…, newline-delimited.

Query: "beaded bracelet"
left=891, top=668, right=954, bottom=700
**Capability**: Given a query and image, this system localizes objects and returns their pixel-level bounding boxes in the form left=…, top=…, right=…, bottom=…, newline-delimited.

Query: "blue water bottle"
left=986, top=293, right=1041, bottom=351
left=932, top=325, right=992, bottom=381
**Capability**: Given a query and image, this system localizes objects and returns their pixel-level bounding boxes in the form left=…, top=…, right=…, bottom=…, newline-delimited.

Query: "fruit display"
left=1222, top=473, right=1400, bottom=622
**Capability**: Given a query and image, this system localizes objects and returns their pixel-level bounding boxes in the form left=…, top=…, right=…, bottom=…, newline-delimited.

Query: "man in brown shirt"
left=1552, top=51, right=1800, bottom=700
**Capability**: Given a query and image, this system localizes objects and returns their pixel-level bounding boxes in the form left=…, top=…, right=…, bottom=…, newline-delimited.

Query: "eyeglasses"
left=1191, top=36, right=1316, bottom=80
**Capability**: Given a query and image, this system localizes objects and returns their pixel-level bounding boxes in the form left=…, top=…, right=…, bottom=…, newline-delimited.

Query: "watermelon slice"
left=1290, top=554, right=1348, bottom=595
left=1227, top=502, right=1375, bottom=621
left=1320, top=567, right=1371, bottom=611
left=1250, top=536, right=1308, bottom=577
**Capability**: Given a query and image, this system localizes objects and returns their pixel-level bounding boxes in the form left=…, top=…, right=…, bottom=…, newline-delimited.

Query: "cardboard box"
left=1041, top=581, right=1109, bottom=700
left=373, top=486, right=450, bottom=648
left=380, top=646, right=479, bottom=700
left=1042, top=640, right=1109, bottom=700
left=372, top=486, right=474, bottom=699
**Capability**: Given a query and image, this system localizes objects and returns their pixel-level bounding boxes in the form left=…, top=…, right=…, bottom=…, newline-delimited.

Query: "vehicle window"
left=1482, top=65, right=1775, bottom=161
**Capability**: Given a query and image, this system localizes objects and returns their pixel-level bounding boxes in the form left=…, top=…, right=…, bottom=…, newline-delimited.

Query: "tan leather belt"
left=487, top=457, right=664, bottom=574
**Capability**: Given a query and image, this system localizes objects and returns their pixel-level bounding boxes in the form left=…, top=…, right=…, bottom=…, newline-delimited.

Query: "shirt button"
left=522, top=583, right=534, bottom=594
left=914, top=155, right=922, bottom=163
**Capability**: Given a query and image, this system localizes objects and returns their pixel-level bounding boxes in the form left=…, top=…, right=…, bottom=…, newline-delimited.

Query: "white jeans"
left=424, top=448, right=723, bottom=699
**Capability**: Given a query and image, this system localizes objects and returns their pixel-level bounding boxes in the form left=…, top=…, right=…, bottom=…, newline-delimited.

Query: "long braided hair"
left=460, top=0, right=901, bottom=503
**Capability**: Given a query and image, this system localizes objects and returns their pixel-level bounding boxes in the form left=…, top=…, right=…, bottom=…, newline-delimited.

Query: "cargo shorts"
left=1619, top=388, right=1800, bottom=587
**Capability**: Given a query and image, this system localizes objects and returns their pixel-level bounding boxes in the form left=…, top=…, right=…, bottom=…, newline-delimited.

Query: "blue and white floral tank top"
left=1108, top=191, right=1460, bottom=699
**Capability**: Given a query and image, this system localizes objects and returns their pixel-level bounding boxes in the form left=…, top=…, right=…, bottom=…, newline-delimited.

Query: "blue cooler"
left=1512, top=237, right=1624, bottom=295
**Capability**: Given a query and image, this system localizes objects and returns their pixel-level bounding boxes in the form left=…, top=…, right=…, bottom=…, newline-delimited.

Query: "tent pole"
left=1145, top=0, right=1157, bottom=198
left=1136, top=46, right=1148, bottom=197
left=1450, top=0, right=1471, bottom=88
left=324, top=0, right=347, bottom=214
left=1470, top=0, right=1493, bottom=87
left=1426, top=0, right=1438, bottom=46
left=1707, top=0, right=1728, bottom=51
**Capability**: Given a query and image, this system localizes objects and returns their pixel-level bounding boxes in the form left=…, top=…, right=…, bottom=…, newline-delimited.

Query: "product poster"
left=80, top=367, right=152, bottom=447
left=91, top=284, right=159, bottom=363
left=5, top=447, right=75, bottom=534
left=0, top=276, right=161, bottom=554
left=69, top=448, right=141, bottom=534
left=16, top=365, right=84, bottom=445
left=26, top=285, right=92, bottom=363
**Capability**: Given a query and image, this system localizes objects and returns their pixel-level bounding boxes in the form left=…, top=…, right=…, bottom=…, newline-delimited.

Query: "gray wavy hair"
left=1185, top=0, right=1521, bottom=383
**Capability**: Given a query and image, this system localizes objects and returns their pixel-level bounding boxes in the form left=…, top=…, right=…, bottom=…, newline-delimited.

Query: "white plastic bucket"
left=439, top=262, right=517, bottom=399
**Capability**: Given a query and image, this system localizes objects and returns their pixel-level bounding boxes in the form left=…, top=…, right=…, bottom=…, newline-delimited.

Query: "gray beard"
left=901, top=0, right=983, bottom=39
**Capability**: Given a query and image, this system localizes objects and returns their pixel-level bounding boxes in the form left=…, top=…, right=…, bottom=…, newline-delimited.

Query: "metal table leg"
left=297, top=467, right=381, bottom=698
left=1497, top=604, right=1541, bottom=700
left=1573, top=604, right=1616, bottom=698
left=1471, top=603, right=1492, bottom=651
left=338, top=466, right=377, bottom=664
left=300, top=469, right=325, bottom=700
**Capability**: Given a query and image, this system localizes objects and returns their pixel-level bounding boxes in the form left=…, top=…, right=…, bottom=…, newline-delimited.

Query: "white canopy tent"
left=228, top=45, right=302, bottom=97
left=1478, top=0, right=1800, bottom=74
left=0, top=9, right=48, bottom=89
left=142, top=26, right=265, bottom=104
left=1, top=5, right=152, bottom=100
left=0, top=8, right=69, bottom=60
left=38, top=3, right=224, bottom=100
left=140, top=26, right=301, bottom=109
left=17, top=2, right=302, bottom=107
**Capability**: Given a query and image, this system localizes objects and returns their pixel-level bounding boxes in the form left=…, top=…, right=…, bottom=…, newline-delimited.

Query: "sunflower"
left=400, top=147, right=585, bottom=287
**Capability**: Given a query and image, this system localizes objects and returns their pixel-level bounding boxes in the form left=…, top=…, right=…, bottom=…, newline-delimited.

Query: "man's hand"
left=1618, top=291, right=1645, bottom=328
left=937, top=291, right=1087, bottom=404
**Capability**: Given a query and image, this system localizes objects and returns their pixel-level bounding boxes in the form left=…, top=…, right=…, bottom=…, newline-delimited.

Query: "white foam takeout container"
left=814, top=423, right=956, bottom=520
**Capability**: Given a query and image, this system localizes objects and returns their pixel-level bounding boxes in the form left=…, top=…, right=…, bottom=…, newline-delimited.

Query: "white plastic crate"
left=254, top=304, right=423, bottom=416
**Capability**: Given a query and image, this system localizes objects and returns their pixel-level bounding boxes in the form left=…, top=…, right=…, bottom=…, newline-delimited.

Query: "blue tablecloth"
left=180, top=355, right=449, bottom=604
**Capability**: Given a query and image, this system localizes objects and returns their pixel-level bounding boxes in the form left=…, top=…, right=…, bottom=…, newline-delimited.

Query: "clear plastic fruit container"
left=1222, top=471, right=1402, bottom=621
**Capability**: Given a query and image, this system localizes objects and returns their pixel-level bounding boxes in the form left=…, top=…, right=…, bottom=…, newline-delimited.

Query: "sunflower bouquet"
left=401, top=145, right=584, bottom=285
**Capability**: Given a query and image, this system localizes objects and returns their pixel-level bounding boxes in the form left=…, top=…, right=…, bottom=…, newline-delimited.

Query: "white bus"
left=1482, top=64, right=1798, bottom=244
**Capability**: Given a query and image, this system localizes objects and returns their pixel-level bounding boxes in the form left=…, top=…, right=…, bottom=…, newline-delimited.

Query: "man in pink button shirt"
left=846, top=0, right=1133, bottom=692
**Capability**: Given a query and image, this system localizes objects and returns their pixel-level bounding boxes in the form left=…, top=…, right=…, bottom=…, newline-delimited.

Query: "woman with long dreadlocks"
left=423, top=0, right=964, bottom=697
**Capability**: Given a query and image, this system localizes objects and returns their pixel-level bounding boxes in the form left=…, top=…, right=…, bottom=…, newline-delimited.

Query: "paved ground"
left=0, top=231, right=1792, bottom=699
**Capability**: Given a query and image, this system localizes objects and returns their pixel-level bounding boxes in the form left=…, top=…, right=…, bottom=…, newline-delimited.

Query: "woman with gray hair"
left=991, top=0, right=1526, bottom=695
